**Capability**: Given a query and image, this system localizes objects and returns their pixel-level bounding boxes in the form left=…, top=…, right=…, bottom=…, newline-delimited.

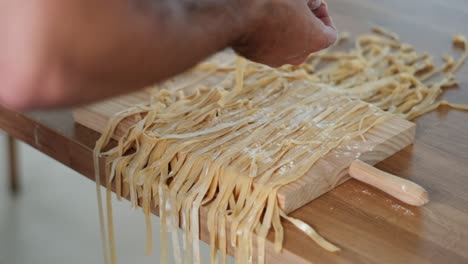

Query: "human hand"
left=233, top=0, right=337, bottom=67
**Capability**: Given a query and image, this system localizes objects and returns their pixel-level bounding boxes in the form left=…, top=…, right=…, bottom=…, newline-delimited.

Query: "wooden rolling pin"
left=349, top=160, right=429, bottom=206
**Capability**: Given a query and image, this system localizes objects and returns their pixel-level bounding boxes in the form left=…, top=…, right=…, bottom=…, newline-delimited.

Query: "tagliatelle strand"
left=92, top=29, right=467, bottom=264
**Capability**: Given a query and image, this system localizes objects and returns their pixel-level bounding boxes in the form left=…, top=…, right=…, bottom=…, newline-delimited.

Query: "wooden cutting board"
left=73, top=89, right=415, bottom=214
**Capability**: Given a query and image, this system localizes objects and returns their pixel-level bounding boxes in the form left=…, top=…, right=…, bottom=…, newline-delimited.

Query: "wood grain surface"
left=1, top=0, right=468, bottom=263
left=73, top=93, right=415, bottom=213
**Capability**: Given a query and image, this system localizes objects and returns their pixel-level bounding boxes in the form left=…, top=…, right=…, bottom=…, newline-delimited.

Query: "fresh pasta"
left=93, top=29, right=468, bottom=264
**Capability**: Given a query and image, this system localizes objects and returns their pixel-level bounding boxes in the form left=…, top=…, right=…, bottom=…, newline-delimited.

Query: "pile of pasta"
left=93, top=28, right=468, bottom=264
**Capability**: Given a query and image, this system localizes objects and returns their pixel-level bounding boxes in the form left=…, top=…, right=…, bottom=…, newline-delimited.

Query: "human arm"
left=0, top=0, right=336, bottom=110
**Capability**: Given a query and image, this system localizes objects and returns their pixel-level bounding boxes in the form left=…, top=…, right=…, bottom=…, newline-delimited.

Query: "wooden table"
left=1, top=0, right=468, bottom=263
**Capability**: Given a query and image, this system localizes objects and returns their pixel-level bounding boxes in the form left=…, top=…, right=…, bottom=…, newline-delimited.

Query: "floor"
left=0, top=132, right=228, bottom=264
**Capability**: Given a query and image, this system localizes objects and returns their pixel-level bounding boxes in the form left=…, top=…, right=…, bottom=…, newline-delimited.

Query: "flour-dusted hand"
left=234, top=0, right=337, bottom=67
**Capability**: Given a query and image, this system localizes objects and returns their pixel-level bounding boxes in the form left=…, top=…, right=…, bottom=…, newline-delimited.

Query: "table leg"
left=7, top=135, right=19, bottom=193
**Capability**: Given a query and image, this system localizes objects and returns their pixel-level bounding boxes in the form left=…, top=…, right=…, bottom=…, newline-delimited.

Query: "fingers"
left=307, top=0, right=322, bottom=10
left=233, top=0, right=338, bottom=67
left=309, top=1, right=337, bottom=51
left=272, top=1, right=337, bottom=66
left=313, top=1, right=335, bottom=29
left=320, top=25, right=338, bottom=49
